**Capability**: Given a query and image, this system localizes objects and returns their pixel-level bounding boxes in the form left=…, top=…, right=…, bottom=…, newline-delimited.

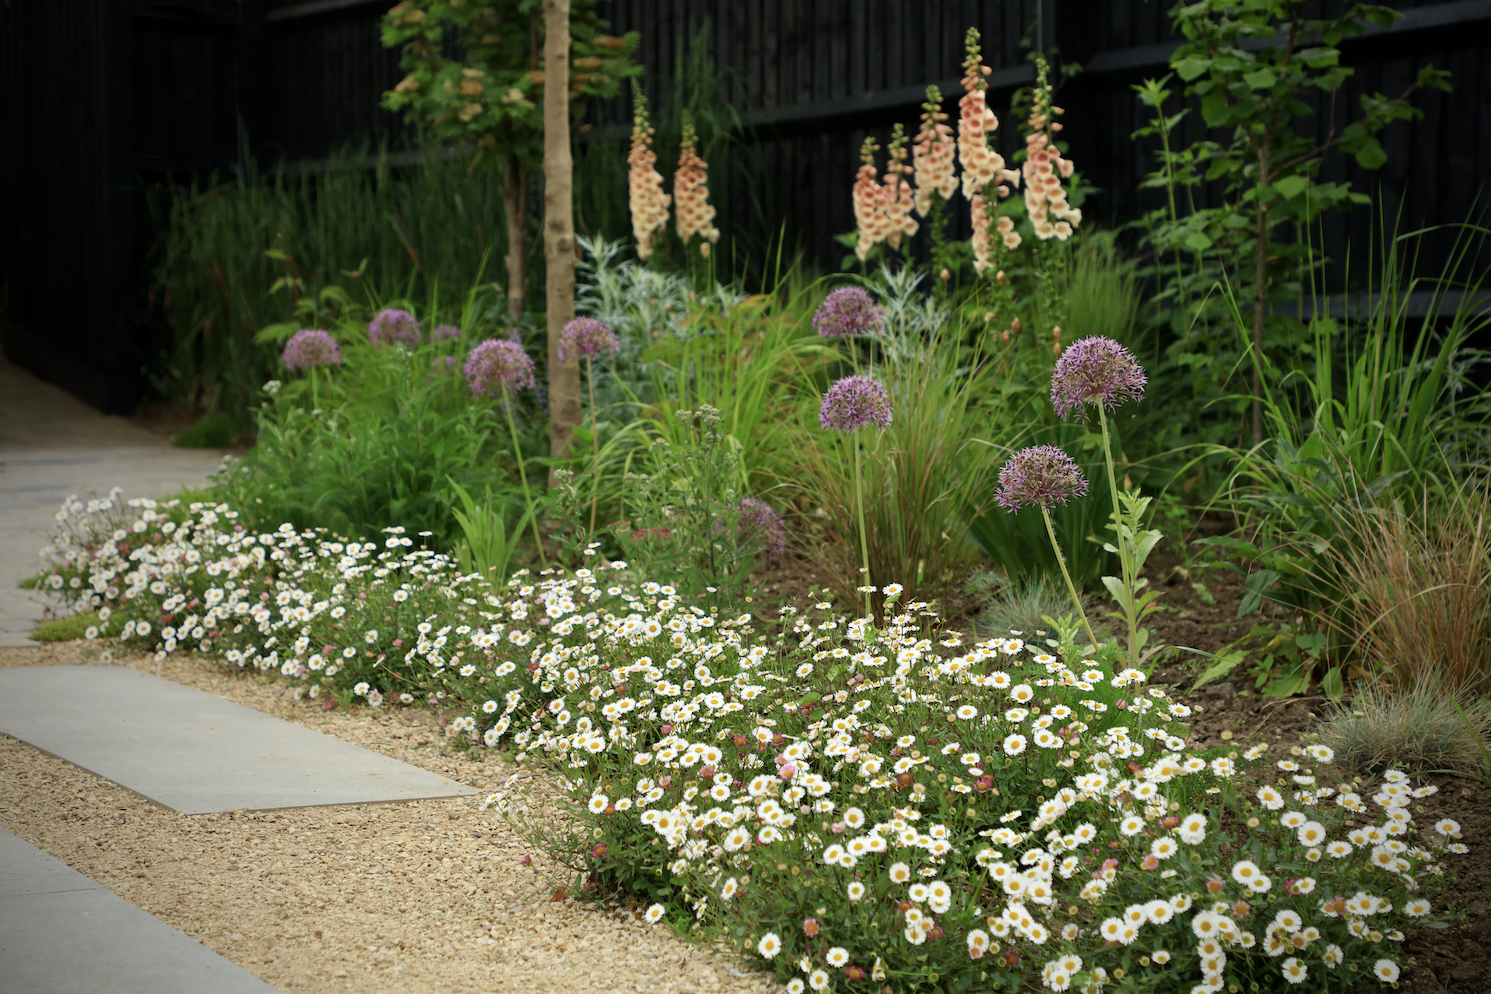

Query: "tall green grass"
left=149, top=142, right=516, bottom=424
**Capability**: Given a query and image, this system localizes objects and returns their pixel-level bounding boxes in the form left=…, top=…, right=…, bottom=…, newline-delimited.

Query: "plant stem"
left=1041, top=505, right=1100, bottom=656
left=854, top=434, right=872, bottom=622
left=586, top=356, right=601, bottom=536
left=504, top=395, right=547, bottom=568
left=1097, top=404, right=1138, bottom=664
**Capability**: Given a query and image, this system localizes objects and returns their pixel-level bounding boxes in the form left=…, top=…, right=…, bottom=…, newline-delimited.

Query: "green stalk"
left=586, top=356, right=601, bottom=536
left=854, top=434, right=872, bottom=621
left=503, top=394, right=547, bottom=568
left=1097, top=404, right=1138, bottom=664
left=1041, top=505, right=1100, bottom=656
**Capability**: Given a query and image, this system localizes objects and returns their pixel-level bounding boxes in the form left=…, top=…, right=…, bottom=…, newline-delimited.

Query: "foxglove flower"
left=736, top=497, right=787, bottom=563
left=281, top=329, right=342, bottom=371
left=431, top=323, right=461, bottom=341
left=558, top=317, right=620, bottom=362
left=881, top=124, right=918, bottom=251
left=464, top=339, right=536, bottom=396
left=627, top=87, right=670, bottom=260
left=1022, top=57, right=1081, bottom=241
left=1050, top=336, right=1147, bottom=419
left=813, top=287, right=882, bottom=338
left=673, top=112, right=720, bottom=256
left=995, top=445, right=1088, bottom=512
left=913, top=85, right=958, bottom=217
left=851, top=137, right=889, bottom=261
left=819, top=375, right=892, bottom=432
left=959, top=29, right=1020, bottom=273
left=367, top=308, right=421, bottom=348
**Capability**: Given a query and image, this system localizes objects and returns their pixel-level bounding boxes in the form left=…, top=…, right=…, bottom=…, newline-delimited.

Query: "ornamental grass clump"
left=820, top=375, right=893, bottom=620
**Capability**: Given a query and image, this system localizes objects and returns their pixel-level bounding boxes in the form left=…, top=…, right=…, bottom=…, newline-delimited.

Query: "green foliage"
left=1192, top=622, right=1335, bottom=698
left=150, top=143, right=510, bottom=424
left=556, top=404, right=783, bottom=615
left=29, top=610, right=107, bottom=642
left=971, top=573, right=1108, bottom=643
left=379, top=0, right=639, bottom=171
left=448, top=478, right=532, bottom=585
left=217, top=328, right=542, bottom=554
left=787, top=283, right=997, bottom=618
left=1129, top=3, right=1453, bottom=457
left=172, top=413, right=241, bottom=449
left=1199, top=223, right=1491, bottom=627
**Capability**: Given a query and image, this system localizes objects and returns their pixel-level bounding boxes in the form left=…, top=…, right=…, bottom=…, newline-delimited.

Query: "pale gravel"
left=0, top=641, right=778, bottom=994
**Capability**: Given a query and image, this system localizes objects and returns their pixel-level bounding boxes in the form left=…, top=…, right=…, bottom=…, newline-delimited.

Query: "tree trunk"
left=499, top=155, right=528, bottom=322
left=542, top=0, right=580, bottom=467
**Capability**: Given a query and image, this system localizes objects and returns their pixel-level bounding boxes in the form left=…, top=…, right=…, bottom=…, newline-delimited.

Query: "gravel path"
left=0, top=642, right=777, bottom=994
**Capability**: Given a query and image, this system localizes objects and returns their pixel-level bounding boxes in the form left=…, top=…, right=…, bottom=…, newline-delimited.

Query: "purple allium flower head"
left=819, top=375, right=893, bottom=432
left=367, top=308, right=421, bottom=348
left=736, top=497, right=787, bottom=563
left=281, top=329, right=343, bottom=371
left=558, top=317, right=620, bottom=362
left=464, top=339, right=536, bottom=396
left=1050, top=335, right=1147, bottom=420
left=995, top=445, right=1089, bottom=512
left=431, top=323, right=462, bottom=342
left=813, top=287, right=883, bottom=338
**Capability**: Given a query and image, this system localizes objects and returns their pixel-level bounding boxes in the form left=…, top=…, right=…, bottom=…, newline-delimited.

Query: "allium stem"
left=1040, top=505, right=1101, bottom=657
left=587, top=357, right=600, bottom=536
left=504, top=397, right=547, bottom=569
left=1097, top=404, right=1137, bottom=664
left=854, top=436, right=872, bottom=622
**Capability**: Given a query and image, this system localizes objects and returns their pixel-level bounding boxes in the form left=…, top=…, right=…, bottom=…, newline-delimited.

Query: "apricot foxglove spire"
left=1022, top=57, right=1081, bottom=241
left=627, top=85, right=670, bottom=260
left=673, top=112, right=720, bottom=257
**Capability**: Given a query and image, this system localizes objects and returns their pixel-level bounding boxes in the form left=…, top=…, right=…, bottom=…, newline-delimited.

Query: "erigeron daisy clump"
left=44, top=496, right=1469, bottom=993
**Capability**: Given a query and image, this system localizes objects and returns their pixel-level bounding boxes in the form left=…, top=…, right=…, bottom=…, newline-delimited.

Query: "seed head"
left=281, top=329, right=342, bottom=371
left=558, top=317, right=620, bottom=362
left=819, top=375, right=892, bottom=432
left=431, top=323, right=462, bottom=342
left=814, top=287, right=883, bottom=338
left=995, top=445, right=1088, bottom=512
left=1050, top=335, right=1146, bottom=420
left=367, top=308, right=422, bottom=348
left=464, top=339, right=536, bottom=396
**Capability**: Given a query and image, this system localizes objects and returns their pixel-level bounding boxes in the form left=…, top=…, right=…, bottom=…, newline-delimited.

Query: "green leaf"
left=1320, top=666, right=1343, bottom=699
left=1263, top=674, right=1310, bottom=698
left=1174, top=56, right=1211, bottom=82
left=1273, top=175, right=1309, bottom=199
left=796, top=692, right=822, bottom=707
left=1184, top=231, right=1213, bottom=251
left=1193, top=650, right=1247, bottom=689
left=1101, top=575, right=1128, bottom=606
left=1238, top=569, right=1280, bottom=617
left=1242, top=68, right=1275, bottom=90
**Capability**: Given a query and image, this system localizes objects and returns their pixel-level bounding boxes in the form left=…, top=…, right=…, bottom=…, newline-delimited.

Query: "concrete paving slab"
left=0, top=826, right=279, bottom=994
left=0, top=666, right=477, bottom=814
left=1, top=356, right=227, bottom=646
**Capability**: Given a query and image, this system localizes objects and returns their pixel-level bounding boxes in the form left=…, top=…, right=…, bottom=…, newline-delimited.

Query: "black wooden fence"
left=2, top=0, right=1486, bottom=411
